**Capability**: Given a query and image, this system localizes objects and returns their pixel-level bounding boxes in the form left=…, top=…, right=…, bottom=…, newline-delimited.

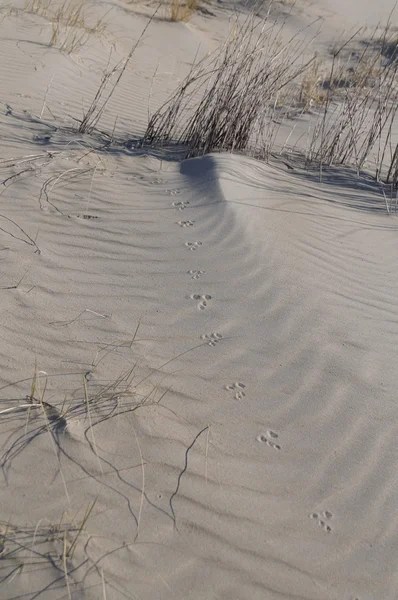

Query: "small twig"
left=110, top=114, right=118, bottom=144
left=40, top=74, right=55, bottom=119
left=128, top=417, right=145, bottom=541
left=63, top=531, right=72, bottom=600
left=0, top=214, right=40, bottom=253
left=169, top=425, right=209, bottom=528
left=49, top=308, right=108, bottom=327
left=129, top=318, right=142, bottom=348
left=83, top=375, right=103, bottom=475
left=204, top=425, right=210, bottom=483
left=381, top=186, right=390, bottom=214
left=67, top=498, right=98, bottom=559
left=101, top=569, right=107, bottom=600
left=0, top=269, right=30, bottom=290
left=85, top=162, right=99, bottom=215
left=1, top=167, right=35, bottom=187
left=0, top=152, right=60, bottom=167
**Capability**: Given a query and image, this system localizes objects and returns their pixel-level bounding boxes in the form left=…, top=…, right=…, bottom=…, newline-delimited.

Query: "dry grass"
left=23, top=0, right=109, bottom=53
left=169, top=0, right=199, bottom=22
left=142, top=11, right=317, bottom=156
left=0, top=502, right=97, bottom=591
left=78, top=5, right=159, bottom=133
left=297, top=58, right=327, bottom=109
left=140, top=14, right=398, bottom=192
left=306, top=27, right=398, bottom=185
left=0, top=356, right=156, bottom=594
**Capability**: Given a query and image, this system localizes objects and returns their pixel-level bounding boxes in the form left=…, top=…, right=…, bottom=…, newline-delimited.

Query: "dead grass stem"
left=24, top=0, right=110, bottom=53
left=141, top=9, right=319, bottom=157
left=169, top=0, right=198, bottom=22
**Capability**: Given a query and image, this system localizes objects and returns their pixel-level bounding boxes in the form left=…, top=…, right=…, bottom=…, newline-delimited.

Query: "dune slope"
left=1, top=2, right=398, bottom=600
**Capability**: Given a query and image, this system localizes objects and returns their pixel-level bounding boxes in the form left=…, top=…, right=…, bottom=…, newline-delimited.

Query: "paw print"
left=201, top=332, right=222, bottom=346
left=167, top=189, right=181, bottom=195
left=225, top=382, right=246, bottom=400
left=256, top=431, right=281, bottom=450
left=177, top=220, right=194, bottom=227
left=172, top=200, right=189, bottom=210
left=191, top=294, right=212, bottom=310
left=310, top=511, right=333, bottom=533
left=188, top=270, right=205, bottom=280
left=185, top=241, right=202, bottom=251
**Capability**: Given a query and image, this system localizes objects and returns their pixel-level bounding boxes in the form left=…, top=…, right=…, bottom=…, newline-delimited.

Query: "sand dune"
left=1, top=1, right=398, bottom=599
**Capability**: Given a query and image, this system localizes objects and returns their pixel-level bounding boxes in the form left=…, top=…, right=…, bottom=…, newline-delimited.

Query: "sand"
left=0, top=1, right=398, bottom=599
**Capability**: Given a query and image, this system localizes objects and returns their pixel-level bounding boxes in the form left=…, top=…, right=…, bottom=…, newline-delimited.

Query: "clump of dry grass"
left=297, top=57, right=327, bottom=109
left=386, top=143, right=398, bottom=189
left=306, top=26, right=398, bottom=185
left=0, top=3, right=19, bottom=22
left=169, top=0, right=199, bottom=22
left=23, top=0, right=109, bottom=53
left=140, top=11, right=397, bottom=194
left=142, top=11, right=317, bottom=157
left=0, top=502, right=97, bottom=593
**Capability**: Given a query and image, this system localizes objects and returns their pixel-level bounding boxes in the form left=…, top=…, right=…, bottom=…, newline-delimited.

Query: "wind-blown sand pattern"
left=0, top=1, right=398, bottom=599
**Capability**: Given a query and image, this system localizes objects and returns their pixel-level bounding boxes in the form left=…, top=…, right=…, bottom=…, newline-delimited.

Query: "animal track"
left=201, top=332, right=222, bottom=346
left=185, top=241, right=202, bottom=251
left=127, top=174, right=144, bottom=181
left=177, top=220, right=194, bottom=227
left=191, top=294, right=212, bottom=310
left=309, top=511, right=333, bottom=533
left=188, top=270, right=205, bottom=280
left=226, top=382, right=246, bottom=400
left=76, top=214, right=99, bottom=220
left=172, top=200, right=189, bottom=210
left=256, top=431, right=281, bottom=450
left=167, top=189, right=181, bottom=195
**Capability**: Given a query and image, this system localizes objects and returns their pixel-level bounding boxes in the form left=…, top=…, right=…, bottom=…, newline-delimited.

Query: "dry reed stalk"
left=308, top=24, right=398, bottom=185
left=142, top=9, right=319, bottom=157
left=78, top=4, right=160, bottom=133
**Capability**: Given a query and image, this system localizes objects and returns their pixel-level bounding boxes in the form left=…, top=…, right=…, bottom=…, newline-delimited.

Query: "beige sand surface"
left=0, top=1, right=398, bottom=599
left=314, top=0, right=397, bottom=25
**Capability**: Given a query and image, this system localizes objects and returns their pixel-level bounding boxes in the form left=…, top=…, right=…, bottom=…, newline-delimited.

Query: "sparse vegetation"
left=139, top=15, right=398, bottom=191
left=0, top=358, right=135, bottom=594
left=0, top=502, right=97, bottom=590
left=297, top=58, right=327, bottom=109
left=0, top=334, right=170, bottom=592
left=2, top=0, right=398, bottom=597
left=169, top=0, right=199, bottom=22
left=78, top=5, right=159, bottom=133
left=23, top=0, right=109, bottom=53
left=306, top=27, right=398, bottom=184
left=142, top=12, right=317, bottom=157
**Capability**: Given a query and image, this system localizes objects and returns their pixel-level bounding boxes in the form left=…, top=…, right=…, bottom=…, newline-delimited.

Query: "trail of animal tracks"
left=1, top=1, right=398, bottom=599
